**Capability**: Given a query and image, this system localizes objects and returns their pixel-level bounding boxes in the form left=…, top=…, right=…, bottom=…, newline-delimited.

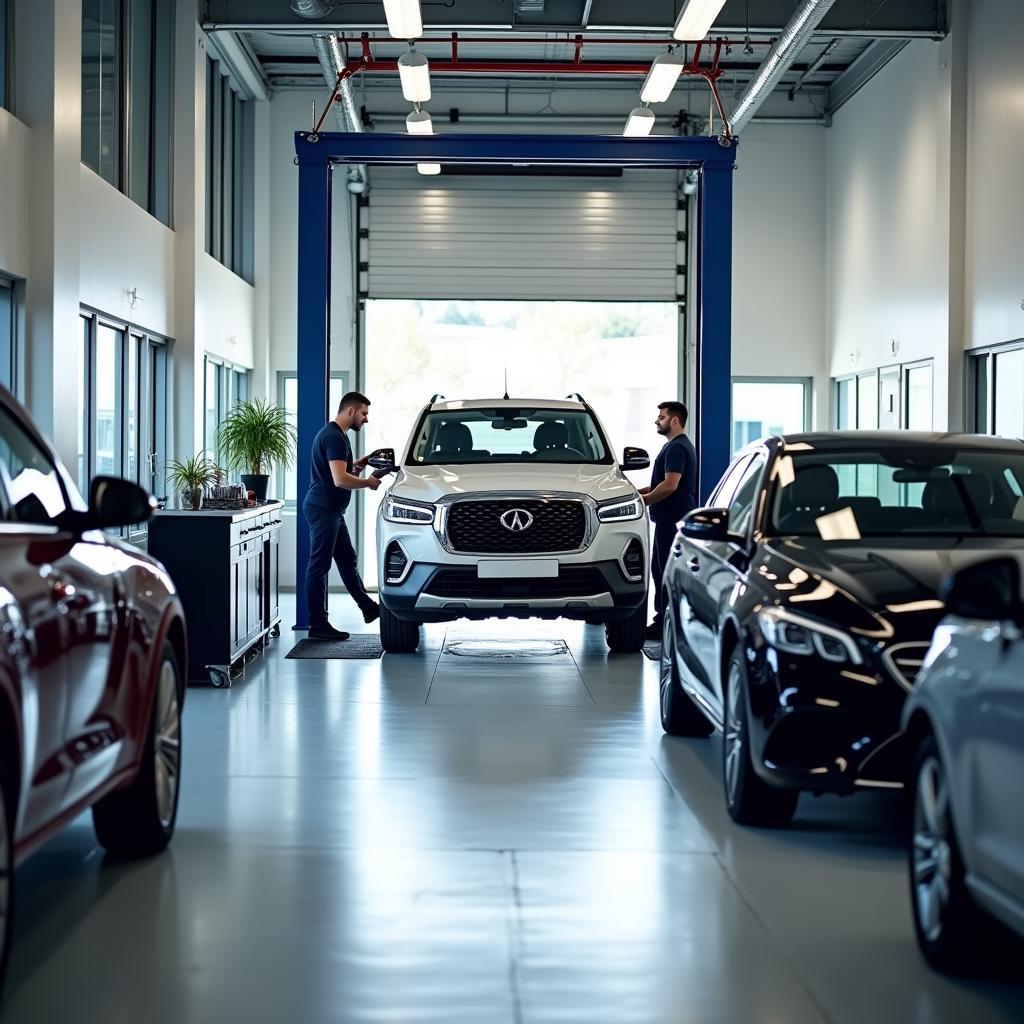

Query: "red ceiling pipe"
left=326, top=34, right=773, bottom=48
left=345, top=58, right=725, bottom=76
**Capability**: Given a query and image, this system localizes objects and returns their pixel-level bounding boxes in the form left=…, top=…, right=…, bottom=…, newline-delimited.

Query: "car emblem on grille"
left=499, top=508, right=534, bottom=532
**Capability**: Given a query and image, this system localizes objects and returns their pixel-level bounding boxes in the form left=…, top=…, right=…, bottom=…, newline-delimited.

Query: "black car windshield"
left=408, top=408, right=612, bottom=465
left=767, top=445, right=1024, bottom=538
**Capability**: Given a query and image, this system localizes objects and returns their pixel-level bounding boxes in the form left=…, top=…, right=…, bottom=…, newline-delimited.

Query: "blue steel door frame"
left=293, top=130, right=736, bottom=628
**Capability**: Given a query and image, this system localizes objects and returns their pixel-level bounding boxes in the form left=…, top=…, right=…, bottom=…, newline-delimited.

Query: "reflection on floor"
left=5, top=597, right=1022, bottom=1022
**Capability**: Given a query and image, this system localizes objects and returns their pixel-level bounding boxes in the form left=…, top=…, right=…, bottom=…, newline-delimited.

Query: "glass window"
left=127, top=0, right=153, bottom=211
left=205, top=359, right=219, bottom=459
left=835, top=377, right=855, bottom=429
left=81, top=0, right=121, bottom=188
left=0, top=278, right=14, bottom=393
left=994, top=349, right=1024, bottom=440
left=904, top=363, right=933, bottom=430
left=856, top=371, right=878, bottom=429
left=769, top=445, right=1024, bottom=539
left=709, top=455, right=751, bottom=509
left=0, top=0, right=10, bottom=112
left=731, top=380, right=807, bottom=454
left=94, top=325, right=121, bottom=477
left=125, top=334, right=139, bottom=484
left=727, top=456, right=766, bottom=535
left=0, top=406, right=68, bottom=525
left=77, top=317, right=90, bottom=494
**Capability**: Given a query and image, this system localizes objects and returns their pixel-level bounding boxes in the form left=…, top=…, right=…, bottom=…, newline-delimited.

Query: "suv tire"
left=380, top=605, right=420, bottom=653
left=605, top=601, right=647, bottom=654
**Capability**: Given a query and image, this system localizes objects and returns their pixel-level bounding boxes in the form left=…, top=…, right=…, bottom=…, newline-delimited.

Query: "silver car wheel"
left=659, top=609, right=674, bottom=720
left=913, top=755, right=952, bottom=944
left=724, top=660, right=744, bottom=804
left=154, top=659, right=181, bottom=830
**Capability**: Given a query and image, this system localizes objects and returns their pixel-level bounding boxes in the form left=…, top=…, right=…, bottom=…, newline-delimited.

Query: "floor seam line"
left=504, top=850, right=526, bottom=1024
left=423, top=628, right=447, bottom=704
left=565, top=643, right=598, bottom=705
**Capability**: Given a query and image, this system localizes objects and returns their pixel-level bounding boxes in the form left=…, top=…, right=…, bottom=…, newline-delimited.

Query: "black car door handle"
left=687, top=557, right=700, bottom=573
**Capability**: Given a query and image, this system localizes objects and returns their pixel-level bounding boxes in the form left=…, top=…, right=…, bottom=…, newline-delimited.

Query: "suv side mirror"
left=621, top=447, right=650, bottom=472
left=368, top=447, right=396, bottom=471
left=940, top=556, right=1021, bottom=621
left=681, top=507, right=729, bottom=542
left=87, top=476, right=156, bottom=529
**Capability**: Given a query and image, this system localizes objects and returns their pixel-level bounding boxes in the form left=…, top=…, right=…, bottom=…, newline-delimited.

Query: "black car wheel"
left=93, top=642, right=182, bottom=858
left=380, top=605, right=420, bottom=653
left=660, top=591, right=713, bottom=737
left=723, top=648, right=798, bottom=828
left=909, top=735, right=1011, bottom=974
left=605, top=601, right=647, bottom=654
left=0, top=751, right=14, bottom=1002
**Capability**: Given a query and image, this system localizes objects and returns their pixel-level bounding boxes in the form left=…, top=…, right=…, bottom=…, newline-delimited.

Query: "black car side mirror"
left=621, top=447, right=650, bottom=472
left=680, top=507, right=730, bottom=542
left=940, top=556, right=1022, bottom=621
left=368, top=447, right=396, bottom=471
left=86, top=476, right=156, bottom=530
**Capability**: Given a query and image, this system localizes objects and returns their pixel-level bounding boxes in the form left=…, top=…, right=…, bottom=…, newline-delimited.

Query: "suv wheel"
left=660, top=597, right=713, bottom=737
left=0, top=747, right=14, bottom=1001
left=380, top=604, right=420, bottom=653
left=93, top=642, right=182, bottom=857
left=605, top=601, right=647, bottom=654
left=723, top=648, right=798, bottom=827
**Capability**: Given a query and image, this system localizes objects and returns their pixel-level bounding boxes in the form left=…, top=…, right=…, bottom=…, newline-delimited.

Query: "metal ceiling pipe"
left=730, top=0, right=839, bottom=134
left=312, top=34, right=367, bottom=192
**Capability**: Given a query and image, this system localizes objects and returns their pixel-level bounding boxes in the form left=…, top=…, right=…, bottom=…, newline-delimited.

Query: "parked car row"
left=657, top=431, right=1024, bottom=974
left=0, top=387, right=186, bottom=996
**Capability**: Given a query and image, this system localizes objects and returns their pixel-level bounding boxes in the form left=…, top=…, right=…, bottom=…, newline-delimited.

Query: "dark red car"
left=0, top=387, right=187, bottom=994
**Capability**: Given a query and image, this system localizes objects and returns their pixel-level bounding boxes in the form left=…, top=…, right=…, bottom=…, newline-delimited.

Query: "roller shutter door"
left=361, top=169, right=681, bottom=302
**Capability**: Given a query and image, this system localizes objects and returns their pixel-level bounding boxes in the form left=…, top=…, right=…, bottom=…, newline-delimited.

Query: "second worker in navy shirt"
left=639, top=401, right=699, bottom=640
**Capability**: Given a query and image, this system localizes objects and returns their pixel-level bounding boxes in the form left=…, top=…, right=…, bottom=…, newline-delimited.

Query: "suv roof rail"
left=428, top=393, right=446, bottom=408
left=565, top=392, right=587, bottom=405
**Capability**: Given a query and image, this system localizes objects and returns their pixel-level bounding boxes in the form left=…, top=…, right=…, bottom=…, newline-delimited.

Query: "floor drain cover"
left=445, top=639, right=569, bottom=659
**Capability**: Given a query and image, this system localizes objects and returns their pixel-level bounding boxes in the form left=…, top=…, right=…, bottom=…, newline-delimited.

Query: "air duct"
left=291, top=0, right=336, bottom=17
left=730, top=0, right=838, bottom=134
left=312, top=34, right=368, bottom=193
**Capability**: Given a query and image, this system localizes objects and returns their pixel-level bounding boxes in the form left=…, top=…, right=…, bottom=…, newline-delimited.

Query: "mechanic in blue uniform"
left=639, top=401, right=699, bottom=640
left=303, top=391, right=381, bottom=641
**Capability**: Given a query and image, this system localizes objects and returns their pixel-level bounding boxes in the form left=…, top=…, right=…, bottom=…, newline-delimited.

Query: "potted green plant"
left=166, top=453, right=218, bottom=510
left=217, top=397, right=296, bottom=502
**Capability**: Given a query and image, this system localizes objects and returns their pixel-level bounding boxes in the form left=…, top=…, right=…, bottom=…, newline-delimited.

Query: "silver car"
left=902, top=554, right=1024, bottom=974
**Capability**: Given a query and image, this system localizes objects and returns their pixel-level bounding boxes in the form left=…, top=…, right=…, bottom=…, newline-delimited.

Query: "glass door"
left=878, top=365, right=900, bottom=429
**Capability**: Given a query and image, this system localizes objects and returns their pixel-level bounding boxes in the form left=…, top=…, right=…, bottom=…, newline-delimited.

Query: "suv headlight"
left=597, top=495, right=643, bottom=523
left=383, top=495, right=435, bottom=524
left=757, top=606, right=862, bottom=665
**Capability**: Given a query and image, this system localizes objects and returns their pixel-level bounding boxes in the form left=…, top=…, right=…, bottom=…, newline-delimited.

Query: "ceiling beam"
left=826, top=38, right=910, bottom=112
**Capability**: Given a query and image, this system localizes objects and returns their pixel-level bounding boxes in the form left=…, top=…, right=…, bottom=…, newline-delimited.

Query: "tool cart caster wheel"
left=209, top=669, right=232, bottom=689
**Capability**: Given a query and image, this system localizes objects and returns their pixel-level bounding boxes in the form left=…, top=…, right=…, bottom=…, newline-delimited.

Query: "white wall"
left=827, top=40, right=951, bottom=426
left=200, top=254, right=256, bottom=367
left=964, top=0, right=1024, bottom=351
left=732, top=124, right=828, bottom=417
left=79, top=167, right=177, bottom=337
left=0, top=109, right=31, bottom=280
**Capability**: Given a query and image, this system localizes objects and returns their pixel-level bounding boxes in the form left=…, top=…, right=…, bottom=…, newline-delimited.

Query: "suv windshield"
left=408, top=408, right=612, bottom=466
left=768, top=446, right=1024, bottom=539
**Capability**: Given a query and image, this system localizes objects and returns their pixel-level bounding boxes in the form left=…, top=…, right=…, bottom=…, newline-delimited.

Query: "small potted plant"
left=216, top=397, right=296, bottom=503
left=166, top=453, right=218, bottom=510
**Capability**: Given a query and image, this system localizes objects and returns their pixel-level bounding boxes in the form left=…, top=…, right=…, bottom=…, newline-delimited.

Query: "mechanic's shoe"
left=362, top=602, right=380, bottom=625
left=308, top=623, right=351, bottom=641
left=644, top=621, right=663, bottom=641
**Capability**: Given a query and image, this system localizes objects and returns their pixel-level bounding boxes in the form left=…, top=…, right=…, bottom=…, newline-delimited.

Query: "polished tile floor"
left=4, top=597, right=1022, bottom=1022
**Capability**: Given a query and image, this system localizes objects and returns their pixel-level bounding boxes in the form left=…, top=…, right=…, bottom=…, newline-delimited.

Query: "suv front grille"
left=446, top=499, right=586, bottom=554
left=883, top=642, right=930, bottom=692
left=425, top=566, right=606, bottom=599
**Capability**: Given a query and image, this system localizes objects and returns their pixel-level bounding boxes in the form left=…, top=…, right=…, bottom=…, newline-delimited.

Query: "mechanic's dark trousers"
left=303, top=500, right=374, bottom=628
left=650, top=518, right=678, bottom=625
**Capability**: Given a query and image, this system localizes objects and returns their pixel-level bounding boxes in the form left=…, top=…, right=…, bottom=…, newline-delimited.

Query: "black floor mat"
left=641, top=640, right=662, bottom=662
left=286, top=634, right=384, bottom=660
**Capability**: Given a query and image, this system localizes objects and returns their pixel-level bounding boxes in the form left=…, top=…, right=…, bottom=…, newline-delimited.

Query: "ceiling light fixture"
left=673, top=0, right=728, bottom=42
left=640, top=50, right=685, bottom=104
left=623, top=106, right=655, bottom=137
left=417, top=164, right=441, bottom=175
left=383, top=0, right=423, bottom=40
left=398, top=50, right=431, bottom=102
left=406, top=109, right=433, bottom=135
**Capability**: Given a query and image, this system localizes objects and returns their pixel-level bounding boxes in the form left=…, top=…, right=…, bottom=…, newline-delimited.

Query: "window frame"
left=0, top=276, right=20, bottom=397
left=203, top=355, right=253, bottom=461
left=0, top=0, right=11, bottom=112
left=730, top=376, right=811, bottom=454
left=834, top=359, right=934, bottom=430
left=967, top=339, right=1024, bottom=438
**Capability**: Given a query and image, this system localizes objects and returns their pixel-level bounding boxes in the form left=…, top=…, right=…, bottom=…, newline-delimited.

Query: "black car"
left=658, top=432, right=1024, bottom=827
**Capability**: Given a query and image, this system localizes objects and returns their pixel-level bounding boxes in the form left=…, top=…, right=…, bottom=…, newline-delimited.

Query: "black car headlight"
left=598, top=495, right=644, bottom=523
left=757, top=606, right=862, bottom=665
left=383, top=495, right=435, bottom=524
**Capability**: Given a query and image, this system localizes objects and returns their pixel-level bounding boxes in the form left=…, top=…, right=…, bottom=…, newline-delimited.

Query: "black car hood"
left=764, top=536, right=1024, bottom=614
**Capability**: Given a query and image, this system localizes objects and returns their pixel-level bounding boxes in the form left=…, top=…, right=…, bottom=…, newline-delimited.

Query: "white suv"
left=374, top=396, right=651, bottom=653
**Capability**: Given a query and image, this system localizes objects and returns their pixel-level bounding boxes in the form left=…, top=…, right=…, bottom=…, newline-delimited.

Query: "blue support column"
left=294, top=155, right=332, bottom=629
left=696, top=161, right=735, bottom=502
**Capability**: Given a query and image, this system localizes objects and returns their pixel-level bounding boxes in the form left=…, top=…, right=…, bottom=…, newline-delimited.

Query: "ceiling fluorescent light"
left=406, top=110, right=433, bottom=135
left=398, top=50, right=431, bottom=102
left=640, top=51, right=685, bottom=104
left=417, top=163, right=441, bottom=175
left=623, top=107, right=655, bottom=137
left=383, top=0, right=422, bottom=40
left=673, top=0, right=727, bottom=41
